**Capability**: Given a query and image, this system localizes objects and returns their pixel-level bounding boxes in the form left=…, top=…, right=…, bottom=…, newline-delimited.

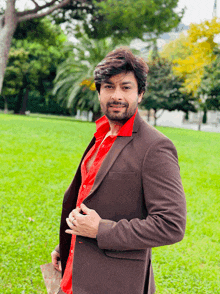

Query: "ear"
left=138, top=92, right=144, bottom=104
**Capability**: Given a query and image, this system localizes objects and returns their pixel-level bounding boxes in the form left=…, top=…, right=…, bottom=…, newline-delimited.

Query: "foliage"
left=141, top=57, right=196, bottom=125
left=2, top=46, right=28, bottom=97
left=13, top=17, right=67, bottom=47
left=199, top=48, right=220, bottom=111
left=0, top=92, right=70, bottom=115
left=0, top=113, right=219, bottom=293
left=86, top=0, right=184, bottom=42
left=172, top=18, right=220, bottom=96
left=2, top=18, right=67, bottom=113
left=53, top=35, right=127, bottom=118
left=161, top=32, right=191, bottom=62
left=0, top=0, right=105, bottom=94
left=0, top=0, right=183, bottom=94
left=49, top=0, right=95, bottom=25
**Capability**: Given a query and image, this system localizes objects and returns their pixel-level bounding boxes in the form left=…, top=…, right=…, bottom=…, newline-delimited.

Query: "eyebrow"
left=104, top=81, right=134, bottom=85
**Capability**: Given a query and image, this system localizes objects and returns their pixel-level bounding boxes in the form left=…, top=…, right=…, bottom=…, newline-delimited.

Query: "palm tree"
left=53, top=34, right=127, bottom=120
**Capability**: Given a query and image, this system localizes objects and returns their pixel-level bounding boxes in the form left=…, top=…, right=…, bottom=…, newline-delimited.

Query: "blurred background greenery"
left=1, top=0, right=219, bottom=126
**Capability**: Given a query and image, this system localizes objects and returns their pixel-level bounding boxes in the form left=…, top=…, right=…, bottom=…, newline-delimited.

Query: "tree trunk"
left=19, top=88, right=29, bottom=114
left=202, top=108, right=207, bottom=124
left=14, top=71, right=29, bottom=114
left=156, top=109, right=164, bottom=120
left=14, top=89, right=24, bottom=114
left=0, top=0, right=18, bottom=94
left=153, top=109, right=157, bottom=126
left=198, top=110, right=202, bottom=131
left=147, top=110, right=150, bottom=122
left=152, top=39, right=159, bottom=60
left=4, top=95, right=8, bottom=113
left=153, top=109, right=164, bottom=126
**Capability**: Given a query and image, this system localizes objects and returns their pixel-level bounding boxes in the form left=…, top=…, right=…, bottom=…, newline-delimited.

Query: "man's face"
left=98, top=72, right=144, bottom=123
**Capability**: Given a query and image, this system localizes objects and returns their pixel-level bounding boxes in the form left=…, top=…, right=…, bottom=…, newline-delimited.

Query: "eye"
left=123, top=86, right=131, bottom=90
left=104, top=85, right=113, bottom=89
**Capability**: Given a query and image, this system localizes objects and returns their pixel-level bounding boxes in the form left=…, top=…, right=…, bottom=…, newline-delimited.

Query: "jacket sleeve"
left=97, top=137, right=187, bottom=251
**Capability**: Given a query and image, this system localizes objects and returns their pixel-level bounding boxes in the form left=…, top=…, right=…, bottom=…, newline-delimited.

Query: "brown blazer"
left=58, top=112, right=187, bottom=294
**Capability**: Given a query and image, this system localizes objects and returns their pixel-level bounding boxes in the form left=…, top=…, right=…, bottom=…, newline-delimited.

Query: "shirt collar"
left=94, top=108, right=138, bottom=139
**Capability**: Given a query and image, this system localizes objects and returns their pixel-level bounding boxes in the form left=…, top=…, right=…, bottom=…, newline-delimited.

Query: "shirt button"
left=71, top=250, right=73, bottom=253
left=83, top=185, right=86, bottom=189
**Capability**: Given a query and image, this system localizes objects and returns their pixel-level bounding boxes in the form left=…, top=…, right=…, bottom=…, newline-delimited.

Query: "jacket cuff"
left=97, top=219, right=116, bottom=249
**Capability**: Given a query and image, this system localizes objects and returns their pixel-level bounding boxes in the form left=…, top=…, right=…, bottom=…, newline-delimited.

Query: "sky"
left=177, top=0, right=219, bottom=25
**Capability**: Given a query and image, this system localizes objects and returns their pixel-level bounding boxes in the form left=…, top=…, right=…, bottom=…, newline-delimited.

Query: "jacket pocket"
left=104, top=249, right=147, bottom=261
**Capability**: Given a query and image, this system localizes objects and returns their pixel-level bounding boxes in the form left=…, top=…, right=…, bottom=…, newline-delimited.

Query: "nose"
left=111, top=86, right=123, bottom=101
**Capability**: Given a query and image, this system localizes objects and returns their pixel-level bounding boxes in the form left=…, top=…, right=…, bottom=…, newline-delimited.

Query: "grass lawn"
left=0, top=113, right=219, bottom=294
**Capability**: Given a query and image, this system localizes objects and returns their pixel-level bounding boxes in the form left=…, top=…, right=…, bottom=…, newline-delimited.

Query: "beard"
left=102, top=100, right=138, bottom=124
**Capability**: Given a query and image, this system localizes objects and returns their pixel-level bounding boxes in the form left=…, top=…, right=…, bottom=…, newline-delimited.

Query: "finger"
left=51, top=251, right=60, bottom=268
left=66, top=218, right=76, bottom=229
left=51, top=250, right=60, bottom=257
left=51, top=258, right=57, bottom=267
left=65, top=229, right=78, bottom=235
left=69, top=207, right=79, bottom=218
left=71, top=206, right=82, bottom=218
left=52, top=257, right=59, bottom=269
left=80, top=203, right=91, bottom=215
left=58, top=261, right=62, bottom=272
left=68, top=215, right=76, bottom=224
left=54, top=264, right=61, bottom=272
left=53, top=262, right=59, bottom=269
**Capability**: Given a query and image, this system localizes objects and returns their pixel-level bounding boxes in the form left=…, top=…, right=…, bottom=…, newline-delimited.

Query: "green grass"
left=0, top=113, right=219, bottom=294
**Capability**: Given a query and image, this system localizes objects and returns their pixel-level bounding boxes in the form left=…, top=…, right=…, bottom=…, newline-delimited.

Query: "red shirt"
left=61, top=109, right=138, bottom=294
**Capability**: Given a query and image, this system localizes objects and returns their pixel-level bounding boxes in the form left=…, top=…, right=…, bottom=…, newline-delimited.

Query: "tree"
left=86, top=0, right=184, bottom=41
left=0, top=0, right=184, bottom=95
left=161, top=32, right=191, bottom=62
left=0, top=0, right=97, bottom=94
left=163, top=18, right=220, bottom=130
left=199, top=48, right=220, bottom=112
left=2, top=18, right=67, bottom=114
left=141, top=57, right=196, bottom=126
left=53, top=35, right=125, bottom=120
left=172, top=18, right=220, bottom=96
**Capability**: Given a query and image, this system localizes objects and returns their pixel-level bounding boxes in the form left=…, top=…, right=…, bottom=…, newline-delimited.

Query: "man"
left=51, top=48, right=187, bottom=294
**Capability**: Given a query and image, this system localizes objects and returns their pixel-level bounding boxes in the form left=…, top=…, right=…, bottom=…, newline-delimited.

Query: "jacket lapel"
left=84, top=112, right=142, bottom=203
left=84, top=136, right=133, bottom=202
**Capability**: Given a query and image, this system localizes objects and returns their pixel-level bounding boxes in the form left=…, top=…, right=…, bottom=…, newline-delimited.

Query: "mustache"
left=107, top=101, right=128, bottom=107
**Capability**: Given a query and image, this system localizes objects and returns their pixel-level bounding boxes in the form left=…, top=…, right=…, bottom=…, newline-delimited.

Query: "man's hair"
left=94, top=47, right=149, bottom=94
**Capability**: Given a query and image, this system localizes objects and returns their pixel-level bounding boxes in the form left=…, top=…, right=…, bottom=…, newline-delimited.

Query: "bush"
left=0, top=91, right=70, bottom=115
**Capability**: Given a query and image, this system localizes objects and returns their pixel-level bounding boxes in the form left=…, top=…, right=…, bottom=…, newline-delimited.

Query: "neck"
left=108, top=120, right=124, bottom=136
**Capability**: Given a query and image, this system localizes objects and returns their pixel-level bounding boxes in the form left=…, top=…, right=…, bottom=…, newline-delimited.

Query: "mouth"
left=109, top=105, right=125, bottom=108
left=108, top=104, right=126, bottom=110
left=109, top=106, right=125, bottom=112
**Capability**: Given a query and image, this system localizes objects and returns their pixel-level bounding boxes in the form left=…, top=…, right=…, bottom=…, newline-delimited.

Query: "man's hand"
left=51, top=250, right=62, bottom=272
left=65, top=204, right=101, bottom=239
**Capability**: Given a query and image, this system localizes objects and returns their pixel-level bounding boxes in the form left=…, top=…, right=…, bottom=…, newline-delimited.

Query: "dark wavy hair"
left=94, top=47, right=149, bottom=94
